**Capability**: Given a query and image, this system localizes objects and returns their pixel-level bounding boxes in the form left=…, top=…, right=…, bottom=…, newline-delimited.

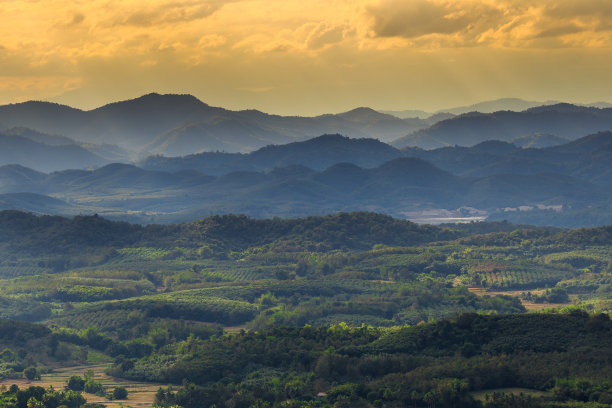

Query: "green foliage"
left=82, top=370, right=105, bottom=396
left=110, top=387, right=128, bottom=400
left=23, top=366, right=39, bottom=380
left=0, top=297, right=51, bottom=322
left=141, top=313, right=611, bottom=408
left=522, top=288, right=571, bottom=304
left=55, top=286, right=115, bottom=302
left=4, top=212, right=612, bottom=408
left=0, top=211, right=462, bottom=257
left=0, top=385, right=86, bottom=408
left=67, top=376, right=85, bottom=391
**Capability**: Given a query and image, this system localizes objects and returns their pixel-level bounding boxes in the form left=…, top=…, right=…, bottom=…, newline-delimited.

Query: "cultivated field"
left=0, top=363, right=170, bottom=408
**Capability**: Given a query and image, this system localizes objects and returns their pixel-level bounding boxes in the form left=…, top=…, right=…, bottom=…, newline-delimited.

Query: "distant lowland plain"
left=2, top=93, right=612, bottom=228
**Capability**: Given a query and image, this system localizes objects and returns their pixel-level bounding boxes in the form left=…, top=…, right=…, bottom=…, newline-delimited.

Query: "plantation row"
left=62, top=294, right=259, bottom=325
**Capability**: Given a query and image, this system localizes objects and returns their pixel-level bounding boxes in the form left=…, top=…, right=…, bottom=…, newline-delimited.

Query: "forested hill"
left=8, top=210, right=612, bottom=258
left=119, top=312, right=612, bottom=408
left=0, top=211, right=465, bottom=254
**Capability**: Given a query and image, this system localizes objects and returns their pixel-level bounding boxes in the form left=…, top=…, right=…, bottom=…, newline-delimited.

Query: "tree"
left=112, top=387, right=128, bottom=400
left=24, top=366, right=39, bottom=380
left=67, top=376, right=85, bottom=391
left=27, top=397, right=44, bottom=408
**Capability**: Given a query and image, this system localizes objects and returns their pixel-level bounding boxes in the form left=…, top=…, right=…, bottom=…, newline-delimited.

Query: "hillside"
left=127, top=313, right=612, bottom=408
left=437, top=97, right=560, bottom=115
left=0, top=211, right=461, bottom=255
left=403, top=131, right=612, bottom=185
left=5, top=156, right=606, bottom=223
left=140, top=134, right=403, bottom=175
left=0, top=132, right=109, bottom=172
left=393, top=104, right=612, bottom=149
left=0, top=193, right=76, bottom=214
left=0, top=208, right=610, bottom=408
left=0, top=94, right=443, bottom=157
left=0, top=210, right=610, bottom=407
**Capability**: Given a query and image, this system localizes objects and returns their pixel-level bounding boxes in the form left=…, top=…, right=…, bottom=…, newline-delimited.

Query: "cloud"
left=70, top=13, right=85, bottom=25
left=543, top=0, right=612, bottom=19
left=116, top=1, right=226, bottom=27
left=366, top=0, right=504, bottom=39
left=533, top=24, right=583, bottom=39
left=364, top=0, right=612, bottom=48
left=3, top=0, right=612, bottom=112
left=198, top=34, right=227, bottom=49
left=306, top=23, right=347, bottom=50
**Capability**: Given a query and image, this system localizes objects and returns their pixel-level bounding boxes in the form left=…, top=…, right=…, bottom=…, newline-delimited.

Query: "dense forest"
left=0, top=210, right=462, bottom=254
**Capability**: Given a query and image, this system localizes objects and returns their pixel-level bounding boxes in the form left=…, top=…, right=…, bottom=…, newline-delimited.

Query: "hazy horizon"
left=3, top=1, right=612, bottom=115
left=2, top=92, right=611, bottom=118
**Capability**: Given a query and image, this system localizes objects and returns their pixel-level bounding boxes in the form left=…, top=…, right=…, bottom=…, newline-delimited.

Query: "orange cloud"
left=364, top=0, right=612, bottom=48
left=2, top=0, right=612, bottom=113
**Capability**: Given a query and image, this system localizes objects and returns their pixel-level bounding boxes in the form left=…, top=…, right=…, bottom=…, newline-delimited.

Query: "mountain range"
left=394, top=104, right=612, bottom=149
left=141, top=131, right=612, bottom=186
left=1, top=131, right=612, bottom=225
left=402, top=131, right=612, bottom=184
left=3, top=94, right=612, bottom=171
left=2, top=94, right=612, bottom=227
left=0, top=94, right=436, bottom=159
left=140, top=134, right=404, bottom=175
left=0, top=129, right=111, bottom=172
left=382, top=98, right=612, bottom=119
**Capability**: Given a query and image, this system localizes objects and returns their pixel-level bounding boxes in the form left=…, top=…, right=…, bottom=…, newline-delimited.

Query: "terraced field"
left=0, top=363, right=169, bottom=408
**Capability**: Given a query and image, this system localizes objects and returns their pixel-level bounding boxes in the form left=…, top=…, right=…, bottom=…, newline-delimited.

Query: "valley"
left=0, top=211, right=610, bottom=407
left=4, top=0, right=612, bottom=406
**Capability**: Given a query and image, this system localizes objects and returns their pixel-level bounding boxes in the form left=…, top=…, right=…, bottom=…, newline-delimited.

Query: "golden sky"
left=1, top=0, right=612, bottom=114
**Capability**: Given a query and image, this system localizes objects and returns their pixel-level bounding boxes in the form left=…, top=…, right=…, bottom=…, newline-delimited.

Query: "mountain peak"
left=337, top=107, right=400, bottom=122
left=525, top=103, right=589, bottom=113
left=93, top=93, right=209, bottom=113
left=471, top=140, right=518, bottom=154
left=343, top=107, right=379, bottom=114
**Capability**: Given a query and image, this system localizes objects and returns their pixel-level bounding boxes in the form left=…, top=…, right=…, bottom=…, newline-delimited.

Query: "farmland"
left=0, top=212, right=611, bottom=407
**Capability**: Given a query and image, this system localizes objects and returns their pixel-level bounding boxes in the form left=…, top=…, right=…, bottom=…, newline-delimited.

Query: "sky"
left=1, top=0, right=612, bottom=115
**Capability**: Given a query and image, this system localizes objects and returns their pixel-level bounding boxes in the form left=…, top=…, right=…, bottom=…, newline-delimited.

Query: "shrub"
left=67, top=375, right=85, bottom=391
left=23, top=366, right=39, bottom=380
left=112, top=386, right=128, bottom=400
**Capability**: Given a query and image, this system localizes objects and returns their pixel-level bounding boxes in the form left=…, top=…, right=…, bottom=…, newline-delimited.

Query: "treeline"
left=0, top=320, right=51, bottom=343
left=0, top=385, right=85, bottom=408
left=118, top=312, right=612, bottom=408
left=0, top=211, right=463, bottom=255
left=0, top=317, right=222, bottom=383
left=6, top=210, right=612, bottom=259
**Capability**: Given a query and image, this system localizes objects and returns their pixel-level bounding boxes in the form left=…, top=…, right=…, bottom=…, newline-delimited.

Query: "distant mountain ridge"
left=3, top=94, right=612, bottom=165
left=437, top=98, right=561, bottom=115
left=380, top=98, right=561, bottom=119
left=0, top=131, right=110, bottom=172
left=393, top=104, right=612, bottom=149
left=403, top=131, right=612, bottom=185
left=0, top=192, right=75, bottom=214
left=2, top=93, right=612, bottom=227
left=0, top=93, right=441, bottom=157
left=140, top=134, right=404, bottom=175
left=141, top=131, right=612, bottom=186
left=2, top=132, right=611, bottom=224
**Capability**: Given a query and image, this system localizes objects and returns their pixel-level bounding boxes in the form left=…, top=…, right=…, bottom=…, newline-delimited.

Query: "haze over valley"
left=1, top=94, right=612, bottom=227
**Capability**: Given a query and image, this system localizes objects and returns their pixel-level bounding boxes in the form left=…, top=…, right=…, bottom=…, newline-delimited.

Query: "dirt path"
left=0, top=363, right=170, bottom=408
